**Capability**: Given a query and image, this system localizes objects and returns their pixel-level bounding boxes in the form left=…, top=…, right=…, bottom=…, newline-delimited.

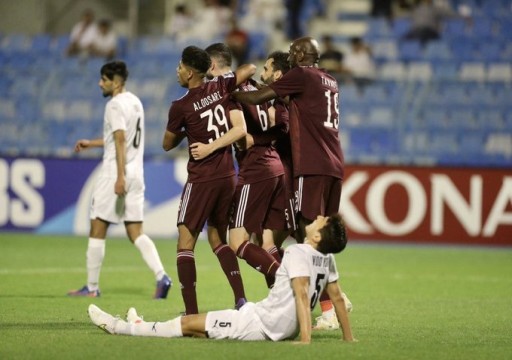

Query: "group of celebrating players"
left=70, top=35, right=356, bottom=344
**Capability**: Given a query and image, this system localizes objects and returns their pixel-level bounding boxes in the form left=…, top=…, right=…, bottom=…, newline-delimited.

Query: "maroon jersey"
left=269, top=66, right=344, bottom=179
left=272, top=98, right=292, bottom=171
left=236, top=80, right=284, bottom=185
left=167, top=74, right=238, bottom=183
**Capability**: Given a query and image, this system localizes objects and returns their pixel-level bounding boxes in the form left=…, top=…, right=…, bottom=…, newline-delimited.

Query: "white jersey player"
left=68, top=61, right=172, bottom=299
left=88, top=214, right=356, bottom=344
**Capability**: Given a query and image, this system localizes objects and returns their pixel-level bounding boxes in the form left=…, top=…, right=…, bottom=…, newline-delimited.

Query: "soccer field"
left=0, top=234, right=511, bottom=360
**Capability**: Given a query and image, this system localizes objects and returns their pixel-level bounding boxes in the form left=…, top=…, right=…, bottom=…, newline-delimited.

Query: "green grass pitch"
left=1, top=233, right=511, bottom=360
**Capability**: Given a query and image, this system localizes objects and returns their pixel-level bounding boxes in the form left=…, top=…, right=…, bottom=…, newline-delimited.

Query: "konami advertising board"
left=0, top=157, right=510, bottom=246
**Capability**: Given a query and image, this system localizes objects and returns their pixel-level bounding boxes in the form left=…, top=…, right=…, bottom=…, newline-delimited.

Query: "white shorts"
left=90, top=176, right=145, bottom=224
left=205, top=303, right=268, bottom=341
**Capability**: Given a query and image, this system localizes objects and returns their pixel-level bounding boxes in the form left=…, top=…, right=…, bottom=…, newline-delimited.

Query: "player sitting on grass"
left=88, top=214, right=355, bottom=344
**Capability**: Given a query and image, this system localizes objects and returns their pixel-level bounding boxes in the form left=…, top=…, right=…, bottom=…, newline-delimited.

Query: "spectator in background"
left=66, top=9, right=98, bottom=56
left=173, top=0, right=232, bottom=43
left=402, top=0, right=457, bottom=46
left=225, top=17, right=249, bottom=66
left=371, top=0, right=394, bottom=23
left=285, top=0, right=304, bottom=40
left=342, top=37, right=376, bottom=94
left=89, top=19, right=117, bottom=60
left=319, top=35, right=345, bottom=81
left=164, top=4, right=194, bottom=39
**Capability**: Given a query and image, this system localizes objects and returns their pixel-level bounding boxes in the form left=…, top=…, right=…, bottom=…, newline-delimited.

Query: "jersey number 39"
left=202, top=105, right=229, bottom=143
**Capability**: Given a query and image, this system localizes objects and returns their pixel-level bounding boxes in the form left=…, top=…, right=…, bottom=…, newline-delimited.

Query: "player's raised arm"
left=291, top=276, right=313, bottom=344
left=234, top=63, right=257, bottom=86
left=231, top=86, right=277, bottom=105
left=325, top=281, right=356, bottom=342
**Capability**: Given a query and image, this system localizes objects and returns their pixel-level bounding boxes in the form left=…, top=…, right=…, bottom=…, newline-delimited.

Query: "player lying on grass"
left=88, top=214, right=356, bottom=344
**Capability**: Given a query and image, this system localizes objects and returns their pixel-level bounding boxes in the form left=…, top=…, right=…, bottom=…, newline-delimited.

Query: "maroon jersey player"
left=163, top=46, right=256, bottom=314
left=197, top=43, right=285, bottom=287
left=232, top=37, right=351, bottom=329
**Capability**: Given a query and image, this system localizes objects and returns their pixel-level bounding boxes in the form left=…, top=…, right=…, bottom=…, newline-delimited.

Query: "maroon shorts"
left=294, top=175, right=342, bottom=221
left=229, top=175, right=287, bottom=235
left=177, top=176, right=236, bottom=232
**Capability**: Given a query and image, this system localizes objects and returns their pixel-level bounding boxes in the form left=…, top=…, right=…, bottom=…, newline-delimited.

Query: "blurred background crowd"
left=0, top=0, right=511, bottom=167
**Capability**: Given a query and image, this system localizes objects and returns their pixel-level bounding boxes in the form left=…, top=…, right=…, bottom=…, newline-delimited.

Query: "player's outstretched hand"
left=74, top=139, right=90, bottom=152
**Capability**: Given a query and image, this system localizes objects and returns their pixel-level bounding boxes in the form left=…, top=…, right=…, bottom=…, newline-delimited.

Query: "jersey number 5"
left=310, top=273, right=325, bottom=309
left=202, top=105, right=229, bottom=143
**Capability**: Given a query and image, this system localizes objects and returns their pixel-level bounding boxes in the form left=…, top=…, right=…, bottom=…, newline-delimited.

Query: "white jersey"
left=101, top=91, right=144, bottom=180
left=254, top=244, right=339, bottom=341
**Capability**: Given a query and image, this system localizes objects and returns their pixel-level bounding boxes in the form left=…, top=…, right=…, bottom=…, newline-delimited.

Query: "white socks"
left=134, top=234, right=166, bottom=281
left=114, top=317, right=183, bottom=338
left=86, top=238, right=105, bottom=291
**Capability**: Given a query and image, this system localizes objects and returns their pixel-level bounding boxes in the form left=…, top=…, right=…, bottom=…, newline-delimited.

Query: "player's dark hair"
left=182, top=46, right=211, bottom=74
left=100, top=61, right=129, bottom=81
left=317, top=214, right=347, bottom=255
left=267, top=51, right=291, bottom=74
left=205, top=42, right=232, bottom=68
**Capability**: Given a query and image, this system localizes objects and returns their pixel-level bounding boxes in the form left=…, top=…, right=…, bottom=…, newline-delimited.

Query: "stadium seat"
left=378, top=62, right=407, bottom=81
left=365, top=18, right=392, bottom=39
left=392, top=18, right=411, bottom=38
left=449, top=39, right=478, bottom=61
left=443, top=18, right=468, bottom=38
left=0, top=99, right=16, bottom=118
left=426, top=83, right=470, bottom=105
left=406, top=62, right=432, bottom=82
left=346, top=127, right=397, bottom=157
left=487, top=63, right=512, bottom=82
left=448, top=107, right=479, bottom=130
left=363, top=84, right=390, bottom=105
left=422, top=108, right=451, bottom=129
left=367, top=107, right=395, bottom=127
left=479, top=42, right=504, bottom=62
left=477, top=109, right=505, bottom=131
left=431, top=61, right=459, bottom=81
left=247, top=32, right=268, bottom=61
left=371, top=39, right=398, bottom=61
left=427, top=130, right=459, bottom=158
left=398, top=41, right=423, bottom=62
left=459, top=62, right=486, bottom=82
left=0, top=33, right=32, bottom=53
left=485, top=133, right=512, bottom=163
left=470, top=17, right=495, bottom=39
left=424, top=41, right=452, bottom=61
left=459, top=131, right=488, bottom=166
left=31, top=34, right=52, bottom=54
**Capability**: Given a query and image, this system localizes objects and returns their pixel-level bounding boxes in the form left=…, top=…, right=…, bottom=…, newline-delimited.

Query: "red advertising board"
left=341, top=165, right=512, bottom=246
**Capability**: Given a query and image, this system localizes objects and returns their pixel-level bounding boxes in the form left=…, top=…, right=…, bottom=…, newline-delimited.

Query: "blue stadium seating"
left=0, top=1, right=511, bottom=167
